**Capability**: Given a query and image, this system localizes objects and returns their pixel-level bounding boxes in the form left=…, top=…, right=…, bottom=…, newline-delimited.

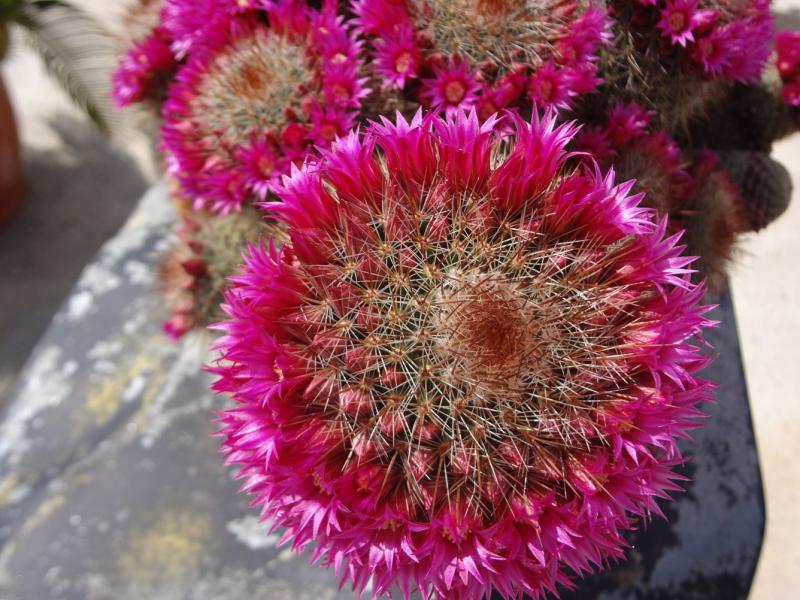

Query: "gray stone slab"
left=0, top=185, right=764, bottom=599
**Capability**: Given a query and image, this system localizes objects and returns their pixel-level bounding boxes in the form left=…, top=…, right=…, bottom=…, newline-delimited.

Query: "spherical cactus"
left=161, top=1, right=367, bottom=212
left=678, top=149, right=746, bottom=294
left=213, top=110, right=715, bottom=599
left=573, top=102, right=693, bottom=230
left=719, top=150, right=793, bottom=232
left=683, top=77, right=800, bottom=153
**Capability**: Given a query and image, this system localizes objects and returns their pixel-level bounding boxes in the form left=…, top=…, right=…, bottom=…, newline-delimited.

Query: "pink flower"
left=566, top=62, right=604, bottom=94
left=162, top=0, right=268, bottom=57
left=163, top=311, right=195, bottom=339
left=236, top=135, right=286, bottom=199
left=160, top=3, right=364, bottom=213
left=557, top=5, right=613, bottom=64
left=776, top=30, right=800, bottom=81
left=351, top=0, right=412, bottom=36
left=213, top=109, right=715, bottom=599
left=112, top=28, right=177, bottom=107
left=527, top=61, right=587, bottom=110
left=573, top=126, right=615, bottom=162
left=359, top=0, right=611, bottom=117
left=692, top=25, right=734, bottom=77
left=269, top=0, right=312, bottom=37
left=374, top=26, right=422, bottom=89
left=690, top=6, right=773, bottom=83
left=308, top=101, right=356, bottom=146
left=719, top=16, right=774, bottom=83
left=657, top=0, right=706, bottom=47
left=494, top=68, right=528, bottom=103
left=421, top=58, right=480, bottom=115
left=782, top=81, right=800, bottom=106
left=321, top=61, right=371, bottom=110
left=162, top=0, right=231, bottom=58
left=606, top=101, right=653, bottom=146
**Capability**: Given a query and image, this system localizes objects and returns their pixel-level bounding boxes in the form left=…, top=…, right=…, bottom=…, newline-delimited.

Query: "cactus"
left=214, top=111, right=715, bottom=600
left=598, top=37, right=726, bottom=134
left=160, top=203, right=286, bottom=338
left=719, top=150, right=793, bottom=232
left=599, top=0, right=773, bottom=135
left=678, top=150, right=745, bottom=294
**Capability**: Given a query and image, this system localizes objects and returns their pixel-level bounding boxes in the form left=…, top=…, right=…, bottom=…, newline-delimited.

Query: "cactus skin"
left=683, top=83, right=800, bottom=153
left=360, top=73, right=420, bottom=122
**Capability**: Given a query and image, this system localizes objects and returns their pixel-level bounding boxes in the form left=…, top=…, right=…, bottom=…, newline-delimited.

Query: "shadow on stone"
left=0, top=114, right=149, bottom=405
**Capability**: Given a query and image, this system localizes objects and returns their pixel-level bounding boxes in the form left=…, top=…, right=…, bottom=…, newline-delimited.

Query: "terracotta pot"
left=0, top=70, right=24, bottom=226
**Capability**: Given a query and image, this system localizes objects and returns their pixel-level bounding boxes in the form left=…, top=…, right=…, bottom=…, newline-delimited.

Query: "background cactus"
left=160, top=201, right=285, bottom=338
left=115, top=0, right=798, bottom=319
left=719, top=150, right=793, bottom=232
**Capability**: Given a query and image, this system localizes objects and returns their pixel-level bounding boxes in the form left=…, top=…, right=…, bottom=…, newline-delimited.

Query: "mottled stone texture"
left=0, top=186, right=764, bottom=600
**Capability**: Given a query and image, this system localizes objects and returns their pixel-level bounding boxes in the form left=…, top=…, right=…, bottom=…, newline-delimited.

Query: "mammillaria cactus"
left=719, top=150, right=792, bottom=231
left=213, top=110, right=715, bottom=599
left=111, top=0, right=800, bottom=336
left=572, top=101, right=755, bottom=292
left=574, top=101, right=693, bottom=218
left=601, top=0, right=774, bottom=132
left=353, top=0, right=612, bottom=116
left=682, top=148, right=747, bottom=291
left=161, top=0, right=367, bottom=213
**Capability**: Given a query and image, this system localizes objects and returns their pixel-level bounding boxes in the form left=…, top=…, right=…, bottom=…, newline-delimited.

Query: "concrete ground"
left=0, top=1, right=798, bottom=598
left=730, top=129, right=800, bottom=596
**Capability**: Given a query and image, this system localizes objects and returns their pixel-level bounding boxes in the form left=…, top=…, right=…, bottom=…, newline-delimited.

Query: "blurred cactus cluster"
left=112, top=0, right=797, bottom=337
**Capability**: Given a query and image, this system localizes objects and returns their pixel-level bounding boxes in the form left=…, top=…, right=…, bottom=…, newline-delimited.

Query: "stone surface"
left=0, top=185, right=765, bottom=599
left=0, top=30, right=154, bottom=404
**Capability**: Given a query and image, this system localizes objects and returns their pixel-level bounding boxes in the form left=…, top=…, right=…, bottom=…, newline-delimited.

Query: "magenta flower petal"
left=606, top=101, right=654, bottom=146
left=421, top=57, right=481, bottom=116
left=373, top=25, right=423, bottom=89
left=689, top=2, right=773, bottom=83
left=776, top=30, right=800, bottom=80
